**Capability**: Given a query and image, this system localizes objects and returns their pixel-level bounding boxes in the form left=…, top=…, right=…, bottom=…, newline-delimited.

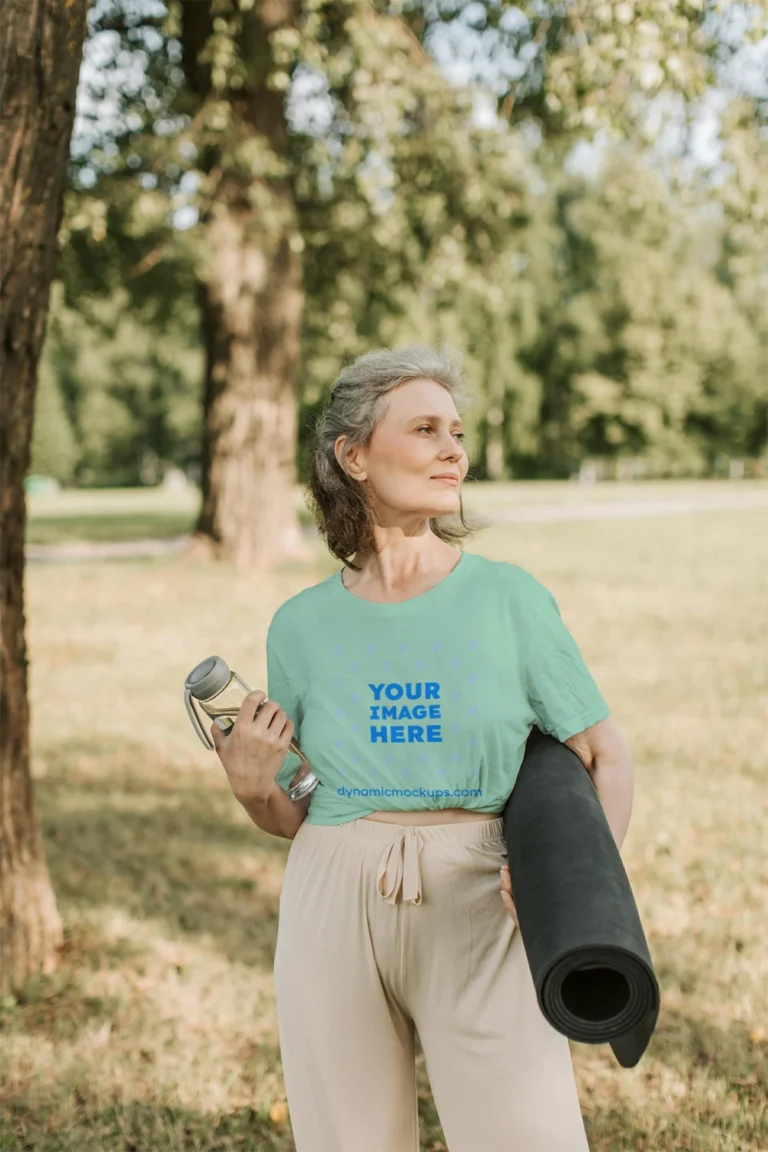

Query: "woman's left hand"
left=500, top=863, right=517, bottom=925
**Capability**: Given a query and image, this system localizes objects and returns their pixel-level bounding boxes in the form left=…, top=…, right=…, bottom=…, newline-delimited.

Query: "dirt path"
left=481, top=488, right=768, bottom=524
left=25, top=489, right=767, bottom=562
left=25, top=535, right=194, bottom=562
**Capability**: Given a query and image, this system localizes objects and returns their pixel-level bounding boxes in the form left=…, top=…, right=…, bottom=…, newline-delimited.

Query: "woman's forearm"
left=591, top=753, right=635, bottom=852
left=238, top=778, right=311, bottom=839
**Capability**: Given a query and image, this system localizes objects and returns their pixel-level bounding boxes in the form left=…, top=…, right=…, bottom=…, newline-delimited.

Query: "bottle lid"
left=185, top=655, right=231, bottom=701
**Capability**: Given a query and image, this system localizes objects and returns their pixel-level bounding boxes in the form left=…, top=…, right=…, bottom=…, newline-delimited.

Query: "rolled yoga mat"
left=502, top=726, right=660, bottom=1069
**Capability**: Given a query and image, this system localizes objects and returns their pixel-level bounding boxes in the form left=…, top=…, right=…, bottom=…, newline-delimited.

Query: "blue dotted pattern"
left=326, top=637, right=485, bottom=789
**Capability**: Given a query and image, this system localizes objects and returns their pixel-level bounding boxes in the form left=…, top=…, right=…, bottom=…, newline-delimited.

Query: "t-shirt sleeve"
left=266, top=637, right=304, bottom=792
left=513, top=569, right=610, bottom=742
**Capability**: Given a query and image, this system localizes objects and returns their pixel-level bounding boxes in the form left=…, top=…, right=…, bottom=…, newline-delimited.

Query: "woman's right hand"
left=210, top=689, right=294, bottom=804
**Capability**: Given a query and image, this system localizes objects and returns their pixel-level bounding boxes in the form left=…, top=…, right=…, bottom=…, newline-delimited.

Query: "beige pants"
left=274, top=816, right=590, bottom=1152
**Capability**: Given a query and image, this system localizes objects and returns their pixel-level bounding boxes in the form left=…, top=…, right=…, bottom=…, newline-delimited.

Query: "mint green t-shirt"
left=266, top=550, right=610, bottom=826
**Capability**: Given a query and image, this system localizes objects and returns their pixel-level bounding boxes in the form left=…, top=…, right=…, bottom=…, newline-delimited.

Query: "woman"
left=212, top=345, right=631, bottom=1152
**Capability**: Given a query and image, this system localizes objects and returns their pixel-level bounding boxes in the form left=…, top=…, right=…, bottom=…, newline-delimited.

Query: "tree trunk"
left=181, top=0, right=312, bottom=576
left=0, top=0, right=89, bottom=997
left=191, top=200, right=310, bottom=575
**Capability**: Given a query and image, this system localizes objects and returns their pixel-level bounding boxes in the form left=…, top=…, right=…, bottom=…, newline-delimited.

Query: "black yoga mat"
left=502, top=726, right=660, bottom=1069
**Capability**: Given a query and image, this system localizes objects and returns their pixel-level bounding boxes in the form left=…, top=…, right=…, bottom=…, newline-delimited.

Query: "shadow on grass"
left=25, top=507, right=317, bottom=547
left=1, top=1075, right=296, bottom=1152
left=25, top=512, right=197, bottom=546
left=37, top=741, right=291, bottom=975
left=15, top=743, right=766, bottom=1152
left=651, top=944, right=766, bottom=1077
left=577, top=945, right=768, bottom=1151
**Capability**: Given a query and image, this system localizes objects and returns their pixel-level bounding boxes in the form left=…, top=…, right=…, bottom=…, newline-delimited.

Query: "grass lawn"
left=24, top=478, right=768, bottom=545
left=3, top=482, right=767, bottom=1151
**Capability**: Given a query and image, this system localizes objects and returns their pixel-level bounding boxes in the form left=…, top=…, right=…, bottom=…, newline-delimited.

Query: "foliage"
left=38, top=0, right=768, bottom=486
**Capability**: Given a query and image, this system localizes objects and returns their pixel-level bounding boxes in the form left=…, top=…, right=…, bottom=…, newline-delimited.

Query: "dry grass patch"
left=3, top=486, right=766, bottom=1151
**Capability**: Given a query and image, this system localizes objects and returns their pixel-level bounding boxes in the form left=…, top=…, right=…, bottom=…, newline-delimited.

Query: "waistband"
left=297, top=816, right=505, bottom=907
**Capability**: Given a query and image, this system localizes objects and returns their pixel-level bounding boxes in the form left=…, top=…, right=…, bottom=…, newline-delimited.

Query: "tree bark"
left=193, top=208, right=309, bottom=574
left=0, top=0, right=89, bottom=997
left=181, top=0, right=312, bottom=576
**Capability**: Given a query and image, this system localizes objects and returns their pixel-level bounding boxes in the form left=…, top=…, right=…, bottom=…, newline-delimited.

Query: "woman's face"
left=335, top=377, right=469, bottom=523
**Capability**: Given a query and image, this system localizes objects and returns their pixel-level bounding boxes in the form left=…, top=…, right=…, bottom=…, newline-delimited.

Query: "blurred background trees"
left=30, top=0, right=768, bottom=551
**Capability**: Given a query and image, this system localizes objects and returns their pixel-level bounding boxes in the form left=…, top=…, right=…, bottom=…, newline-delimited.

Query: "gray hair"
left=304, top=344, right=489, bottom=570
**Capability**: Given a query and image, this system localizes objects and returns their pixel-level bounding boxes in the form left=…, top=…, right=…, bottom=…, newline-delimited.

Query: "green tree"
left=533, top=151, right=764, bottom=477
left=67, top=0, right=540, bottom=567
left=37, top=278, right=203, bottom=488
left=57, top=0, right=768, bottom=520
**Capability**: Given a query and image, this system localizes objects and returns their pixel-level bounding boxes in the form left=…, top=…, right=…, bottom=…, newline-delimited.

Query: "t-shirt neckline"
left=332, top=549, right=475, bottom=614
